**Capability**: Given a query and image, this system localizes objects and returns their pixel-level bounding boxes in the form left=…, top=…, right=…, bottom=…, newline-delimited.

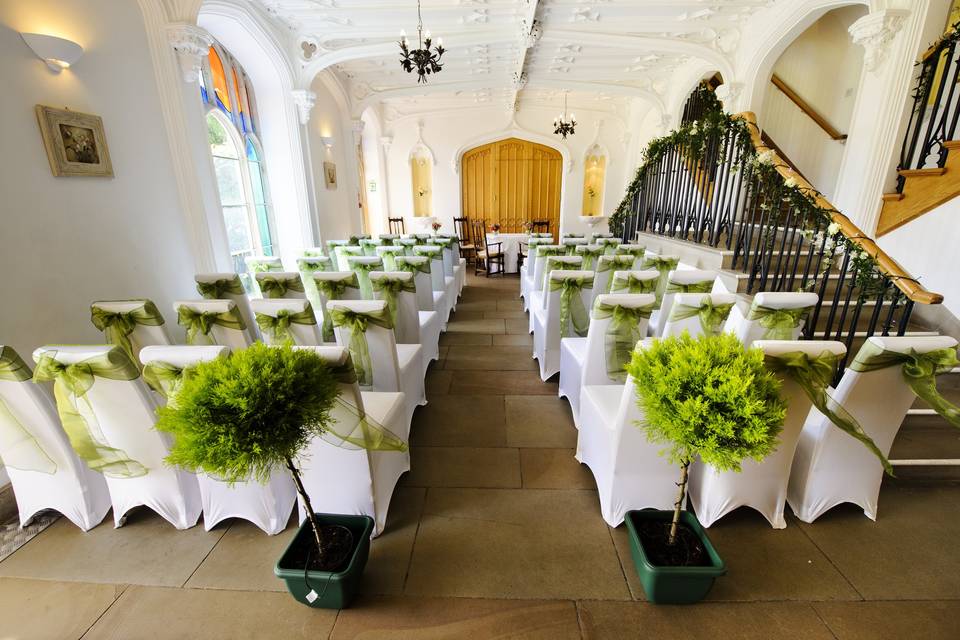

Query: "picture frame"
left=35, top=105, right=113, bottom=177
left=323, top=161, right=337, bottom=189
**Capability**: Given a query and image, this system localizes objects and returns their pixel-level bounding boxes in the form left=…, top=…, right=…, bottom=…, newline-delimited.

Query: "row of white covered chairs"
left=575, top=334, right=959, bottom=529
left=0, top=340, right=412, bottom=538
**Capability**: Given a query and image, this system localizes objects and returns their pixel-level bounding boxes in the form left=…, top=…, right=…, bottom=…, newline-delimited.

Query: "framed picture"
left=35, top=105, right=113, bottom=177
left=323, top=161, right=337, bottom=189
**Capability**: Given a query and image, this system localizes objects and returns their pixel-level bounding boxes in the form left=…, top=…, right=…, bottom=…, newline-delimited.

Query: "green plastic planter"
left=625, top=510, right=726, bottom=604
left=275, top=513, right=374, bottom=609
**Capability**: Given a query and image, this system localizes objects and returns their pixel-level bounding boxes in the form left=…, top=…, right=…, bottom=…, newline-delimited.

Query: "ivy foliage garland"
left=609, top=110, right=893, bottom=299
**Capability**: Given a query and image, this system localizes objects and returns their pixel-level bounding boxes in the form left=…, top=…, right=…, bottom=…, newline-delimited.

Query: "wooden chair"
left=473, top=220, right=504, bottom=277
left=532, top=220, right=550, bottom=234
left=388, top=217, right=405, bottom=235
left=454, top=216, right=477, bottom=265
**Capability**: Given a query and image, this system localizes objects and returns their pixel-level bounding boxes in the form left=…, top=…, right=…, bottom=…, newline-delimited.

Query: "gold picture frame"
left=35, top=105, right=113, bottom=177
left=323, top=161, right=337, bottom=189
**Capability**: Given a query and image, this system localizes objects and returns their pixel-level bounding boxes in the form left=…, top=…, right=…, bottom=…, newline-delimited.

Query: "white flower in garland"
left=827, top=222, right=841, bottom=236
left=784, top=177, right=798, bottom=189
left=757, top=150, right=776, bottom=166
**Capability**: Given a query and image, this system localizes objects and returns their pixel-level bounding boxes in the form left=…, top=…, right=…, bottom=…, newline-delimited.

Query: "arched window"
left=199, top=40, right=275, bottom=278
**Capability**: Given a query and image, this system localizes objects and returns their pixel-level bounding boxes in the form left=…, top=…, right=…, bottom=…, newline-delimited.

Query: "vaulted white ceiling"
left=258, top=0, right=777, bottom=117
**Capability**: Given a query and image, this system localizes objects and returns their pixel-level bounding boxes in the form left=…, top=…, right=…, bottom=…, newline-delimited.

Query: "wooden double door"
left=460, top=137, right=562, bottom=234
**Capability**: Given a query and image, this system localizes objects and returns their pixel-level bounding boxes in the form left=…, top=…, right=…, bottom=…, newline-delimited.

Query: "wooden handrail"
left=770, top=74, right=847, bottom=141
left=736, top=111, right=943, bottom=305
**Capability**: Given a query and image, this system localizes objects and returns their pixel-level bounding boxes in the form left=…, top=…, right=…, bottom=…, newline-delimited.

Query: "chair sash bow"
left=258, top=275, right=305, bottom=298
left=593, top=301, right=653, bottom=381
left=610, top=274, right=657, bottom=295
left=177, top=307, right=246, bottom=345
left=549, top=277, right=593, bottom=339
left=766, top=350, right=892, bottom=474
left=748, top=305, right=809, bottom=340
left=196, top=277, right=244, bottom=299
left=669, top=299, right=733, bottom=336
left=254, top=308, right=317, bottom=344
left=328, top=307, right=394, bottom=386
left=90, top=300, right=165, bottom=365
left=33, top=350, right=147, bottom=477
left=372, top=276, right=416, bottom=326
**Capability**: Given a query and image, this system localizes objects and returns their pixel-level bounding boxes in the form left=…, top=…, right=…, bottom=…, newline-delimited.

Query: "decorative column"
left=165, top=23, right=212, bottom=82
left=833, top=4, right=927, bottom=234
left=291, top=90, right=317, bottom=126
left=715, top=82, right=744, bottom=114
left=380, top=136, right=394, bottom=221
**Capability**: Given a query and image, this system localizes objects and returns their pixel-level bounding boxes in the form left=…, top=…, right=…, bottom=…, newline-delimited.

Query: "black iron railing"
left=680, top=82, right=723, bottom=126
left=897, top=25, right=960, bottom=191
left=619, top=111, right=942, bottom=379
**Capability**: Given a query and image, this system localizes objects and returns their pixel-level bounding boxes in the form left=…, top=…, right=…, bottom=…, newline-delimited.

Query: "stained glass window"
left=199, top=39, right=275, bottom=280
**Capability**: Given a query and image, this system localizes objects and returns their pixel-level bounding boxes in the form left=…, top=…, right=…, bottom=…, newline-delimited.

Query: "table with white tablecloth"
left=485, top=233, right=529, bottom=274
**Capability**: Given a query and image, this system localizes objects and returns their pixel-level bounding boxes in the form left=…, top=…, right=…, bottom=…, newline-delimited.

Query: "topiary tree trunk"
left=669, top=459, right=691, bottom=546
left=285, top=458, right=325, bottom=555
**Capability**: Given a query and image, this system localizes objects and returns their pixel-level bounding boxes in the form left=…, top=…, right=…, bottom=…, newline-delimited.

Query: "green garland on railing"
left=610, top=111, right=893, bottom=299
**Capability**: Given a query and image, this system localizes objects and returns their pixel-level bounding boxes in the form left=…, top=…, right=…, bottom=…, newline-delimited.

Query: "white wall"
left=380, top=105, right=628, bottom=237
left=879, top=198, right=960, bottom=319
left=0, top=0, right=197, bottom=358
left=308, top=74, right=364, bottom=243
left=758, top=5, right=866, bottom=200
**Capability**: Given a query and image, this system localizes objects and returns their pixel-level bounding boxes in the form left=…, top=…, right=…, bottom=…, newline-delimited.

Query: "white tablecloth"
left=486, top=233, right=528, bottom=274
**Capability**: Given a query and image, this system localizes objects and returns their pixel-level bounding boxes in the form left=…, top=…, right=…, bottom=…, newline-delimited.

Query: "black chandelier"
left=553, top=93, right=576, bottom=139
left=399, top=0, right=445, bottom=84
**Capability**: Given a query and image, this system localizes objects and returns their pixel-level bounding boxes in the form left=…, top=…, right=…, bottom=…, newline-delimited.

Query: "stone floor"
left=1, top=273, right=959, bottom=639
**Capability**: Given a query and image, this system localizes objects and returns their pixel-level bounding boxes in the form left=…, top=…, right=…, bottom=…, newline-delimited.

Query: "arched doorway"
left=460, top=137, right=562, bottom=233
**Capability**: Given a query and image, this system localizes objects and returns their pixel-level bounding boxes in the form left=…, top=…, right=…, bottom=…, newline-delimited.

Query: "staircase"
left=612, top=85, right=958, bottom=481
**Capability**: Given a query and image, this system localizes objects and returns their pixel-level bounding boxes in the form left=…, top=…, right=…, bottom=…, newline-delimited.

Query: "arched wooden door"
left=460, top=138, right=562, bottom=233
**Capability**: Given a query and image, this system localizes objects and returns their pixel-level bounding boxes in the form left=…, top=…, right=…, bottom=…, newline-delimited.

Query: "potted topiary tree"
left=155, top=343, right=383, bottom=609
left=624, top=332, right=786, bottom=604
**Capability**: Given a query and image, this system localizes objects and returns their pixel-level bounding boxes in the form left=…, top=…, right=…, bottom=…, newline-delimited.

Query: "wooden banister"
left=737, top=111, right=943, bottom=305
left=770, top=74, right=847, bottom=141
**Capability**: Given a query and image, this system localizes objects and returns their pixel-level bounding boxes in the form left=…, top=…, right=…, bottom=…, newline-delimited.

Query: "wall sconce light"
left=319, top=136, right=334, bottom=150
left=21, top=33, right=84, bottom=72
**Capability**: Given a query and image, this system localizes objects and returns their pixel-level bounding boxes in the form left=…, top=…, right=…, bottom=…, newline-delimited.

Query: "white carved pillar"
left=291, top=90, right=317, bottom=126
left=166, top=23, right=213, bottom=82
left=380, top=136, right=394, bottom=219
left=715, top=82, right=744, bottom=114
left=833, top=3, right=928, bottom=234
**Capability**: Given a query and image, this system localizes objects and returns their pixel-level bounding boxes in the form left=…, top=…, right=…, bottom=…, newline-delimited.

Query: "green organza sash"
left=378, top=248, right=406, bottom=271
left=395, top=257, right=431, bottom=275
left=314, top=274, right=360, bottom=343
left=248, top=259, right=281, bottom=273
left=766, top=350, right=892, bottom=474
left=0, top=348, right=56, bottom=473
left=348, top=260, right=383, bottom=299
left=748, top=304, right=810, bottom=340
left=302, top=248, right=326, bottom=258
left=254, top=308, right=317, bottom=344
left=372, top=276, right=416, bottom=326
left=298, top=258, right=331, bottom=273
left=142, top=361, right=188, bottom=403
left=668, top=298, right=734, bottom=336
left=90, top=300, right=165, bottom=365
left=329, top=306, right=395, bottom=386
left=576, top=247, right=605, bottom=270
left=359, top=239, right=383, bottom=256
left=593, top=300, right=654, bottom=382
left=599, top=257, right=637, bottom=293
left=610, top=273, right=657, bottom=294
left=549, top=276, right=593, bottom=339
left=641, top=257, right=680, bottom=303
left=196, top=277, right=244, bottom=299
left=849, top=342, right=960, bottom=429
left=258, top=275, right=305, bottom=299
left=599, top=238, right=622, bottom=254
left=33, top=350, right=147, bottom=477
left=0, top=347, right=32, bottom=382
left=540, top=257, right=581, bottom=291
left=666, top=281, right=713, bottom=295
left=615, top=246, right=646, bottom=262
left=326, top=240, right=348, bottom=260
left=177, top=306, right=246, bottom=345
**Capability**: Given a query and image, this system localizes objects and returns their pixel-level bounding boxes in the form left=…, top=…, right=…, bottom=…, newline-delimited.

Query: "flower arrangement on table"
left=431, top=221, right=442, bottom=233
left=490, top=222, right=501, bottom=233
left=522, top=221, right=533, bottom=233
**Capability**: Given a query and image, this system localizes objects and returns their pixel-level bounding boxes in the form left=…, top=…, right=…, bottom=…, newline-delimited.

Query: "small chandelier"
left=553, top=93, right=577, bottom=139
left=399, top=0, right=445, bottom=84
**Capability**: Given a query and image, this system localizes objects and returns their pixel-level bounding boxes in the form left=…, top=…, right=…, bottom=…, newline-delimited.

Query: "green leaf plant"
left=627, top=332, right=786, bottom=545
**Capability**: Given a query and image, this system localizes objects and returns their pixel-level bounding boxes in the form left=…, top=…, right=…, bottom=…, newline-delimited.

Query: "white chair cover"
left=650, top=269, right=718, bottom=337
left=608, top=270, right=659, bottom=295
left=533, top=270, right=594, bottom=381
left=297, top=256, right=333, bottom=321
left=688, top=340, right=847, bottom=529
left=359, top=238, right=383, bottom=256
left=597, top=237, right=623, bottom=254
left=250, top=298, right=323, bottom=346
left=519, top=241, right=547, bottom=302
left=592, top=255, right=635, bottom=298
left=375, top=246, right=408, bottom=271
left=293, top=346, right=410, bottom=537
left=335, top=245, right=365, bottom=271
left=371, top=271, right=440, bottom=374
left=529, top=256, right=585, bottom=333
left=788, top=335, right=959, bottom=522
left=613, top=245, right=647, bottom=269
left=589, top=232, right=615, bottom=242
left=523, top=245, right=564, bottom=310
left=245, top=256, right=282, bottom=273
left=0, top=346, right=111, bottom=530
left=173, top=300, right=252, bottom=350
left=660, top=292, right=737, bottom=339
left=561, top=237, right=589, bottom=250
left=140, top=345, right=296, bottom=535
left=395, top=257, right=435, bottom=313
left=412, top=247, right=453, bottom=322
left=577, top=373, right=678, bottom=527
left=346, top=256, right=384, bottom=299
left=195, top=272, right=256, bottom=339
left=312, top=272, right=362, bottom=341
left=32, top=345, right=201, bottom=529
left=724, top=291, right=819, bottom=346
left=559, top=294, right=654, bottom=428
left=327, top=300, right=426, bottom=430
left=90, top=300, right=171, bottom=365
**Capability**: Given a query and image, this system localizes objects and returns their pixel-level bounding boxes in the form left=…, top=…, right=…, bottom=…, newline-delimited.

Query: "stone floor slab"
left=444, top=318, right=506, bottom=334
left=505, top=396, right=578, bottom=447
left=493, top=333, right=533, bottom=346
left=0, top=577, right=123, bottom=640
left=521, top=448, right=596, bottom=489
left=450, top=371, right=558, bottom=395
left=812, top=600, right=960, bottom=640
left=401, top=448, right=521, bottom=489
left=444, top=345, right=537, bottom=371
left=411, top=395, right=507, bottom=448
